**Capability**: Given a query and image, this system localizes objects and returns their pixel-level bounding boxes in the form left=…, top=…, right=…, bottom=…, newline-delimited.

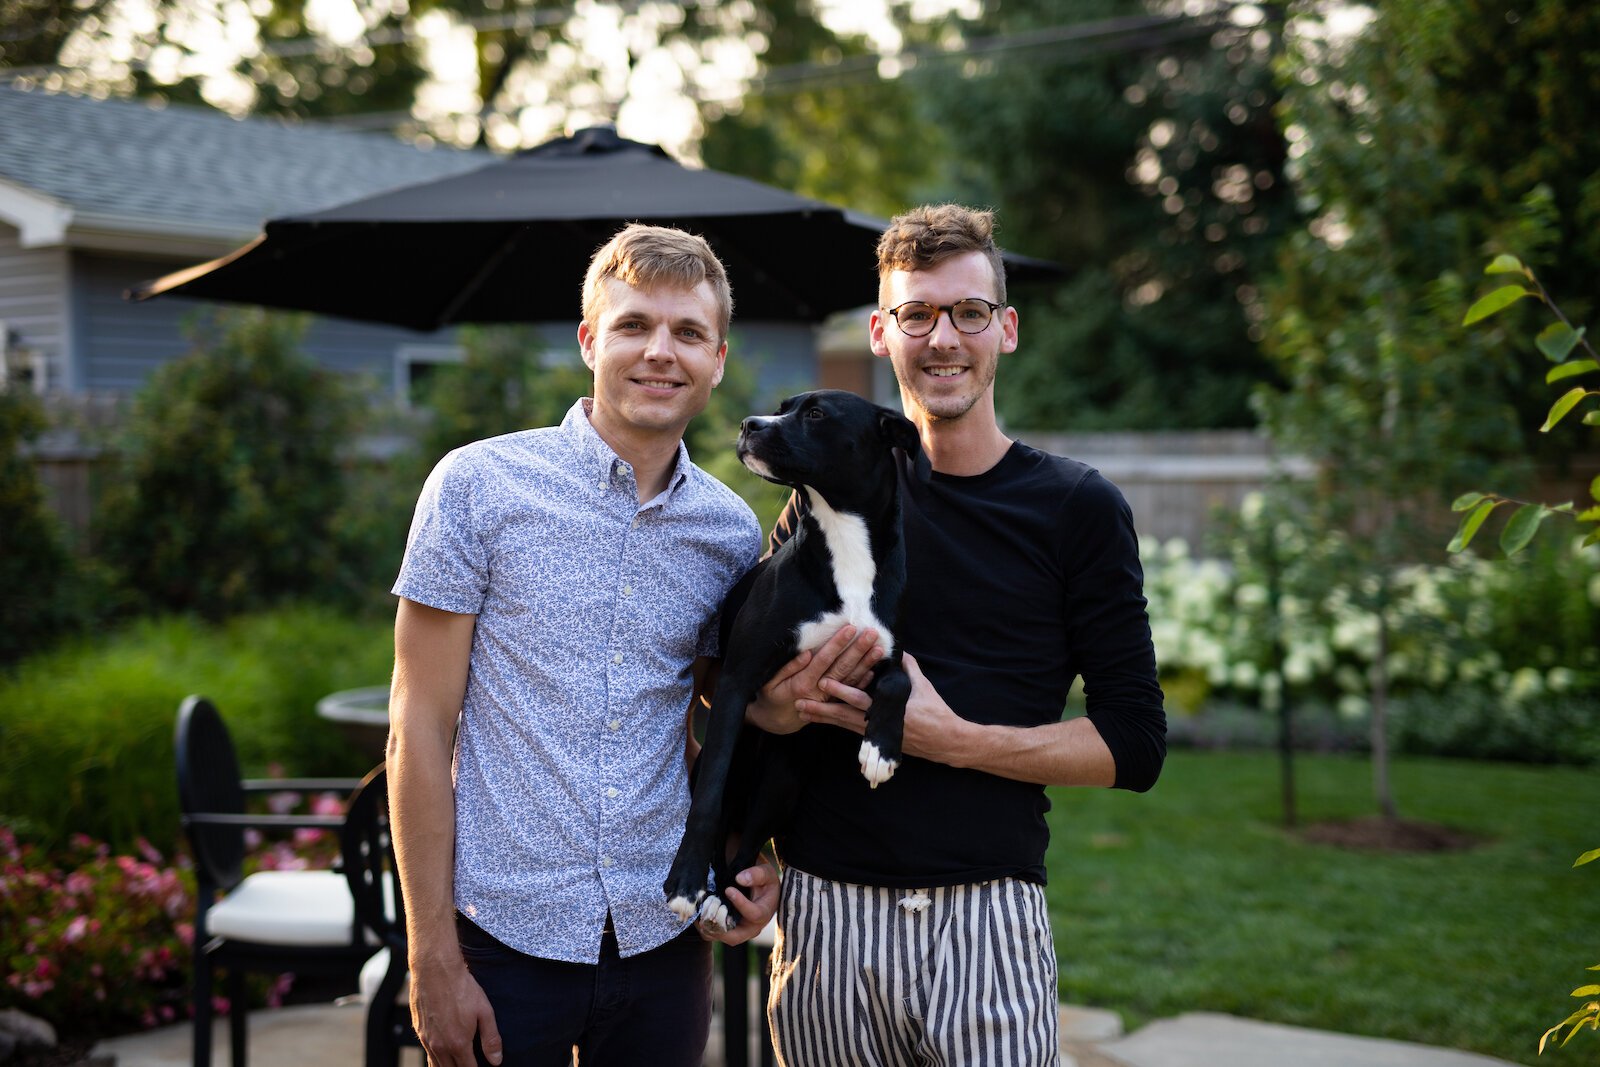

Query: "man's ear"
left=999, top=304, right=1019, bottom=354
left=869, top=308, right=892, bottom=358
left=577, top=321, right=597, bottom=371
left=712, top=341, right=727, bottom=387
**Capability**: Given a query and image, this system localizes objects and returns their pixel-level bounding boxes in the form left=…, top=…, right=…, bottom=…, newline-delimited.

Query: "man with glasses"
left=747, top=204, right=1167, bottom=1065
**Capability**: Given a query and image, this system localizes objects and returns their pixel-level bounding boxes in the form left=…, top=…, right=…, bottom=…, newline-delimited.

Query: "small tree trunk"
left=1266, top=525, right=1296, bottom=828
left=1371, top=608, right=1399, bottom=821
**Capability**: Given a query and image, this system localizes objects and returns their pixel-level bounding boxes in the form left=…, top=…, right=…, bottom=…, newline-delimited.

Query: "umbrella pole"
left=433, top=224, right=535, bottom=327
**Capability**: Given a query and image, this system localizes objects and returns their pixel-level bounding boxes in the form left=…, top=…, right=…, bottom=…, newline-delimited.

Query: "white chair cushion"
left=359, top=947, right=411, bottom=1005
left=205, top=870, right=358, bottom=946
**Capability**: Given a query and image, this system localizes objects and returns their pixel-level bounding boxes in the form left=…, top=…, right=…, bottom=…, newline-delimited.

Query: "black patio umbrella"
left=129, top=127, right=1059, bottom=330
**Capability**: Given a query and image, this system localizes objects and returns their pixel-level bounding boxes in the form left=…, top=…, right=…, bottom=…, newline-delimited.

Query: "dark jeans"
left=456, top=913, right=713, bottom=1067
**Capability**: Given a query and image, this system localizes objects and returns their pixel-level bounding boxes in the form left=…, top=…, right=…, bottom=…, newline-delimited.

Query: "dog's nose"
left=740, top=416, right=762, bottom=435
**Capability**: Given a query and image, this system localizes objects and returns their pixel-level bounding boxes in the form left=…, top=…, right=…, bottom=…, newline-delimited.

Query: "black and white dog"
left=662, top=389, right=925, bottom=928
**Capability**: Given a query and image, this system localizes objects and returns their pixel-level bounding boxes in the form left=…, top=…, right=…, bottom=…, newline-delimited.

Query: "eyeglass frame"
left=882, top=298, right=1007, bottom=337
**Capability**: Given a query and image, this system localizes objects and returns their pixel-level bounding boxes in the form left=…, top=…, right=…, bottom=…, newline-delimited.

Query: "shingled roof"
left=0, top=83, right=488, bottom=249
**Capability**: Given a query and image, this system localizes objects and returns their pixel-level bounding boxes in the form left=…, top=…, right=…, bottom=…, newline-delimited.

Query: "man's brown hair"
left=876, top=204, right=1007, bottom=305
left=582, top=224, right=733, bottom=339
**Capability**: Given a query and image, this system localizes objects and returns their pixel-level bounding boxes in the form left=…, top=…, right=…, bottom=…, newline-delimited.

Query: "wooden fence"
left=1017, top=430, right=1312, bottom=551
left=30, top=424, right=1597, bottom=558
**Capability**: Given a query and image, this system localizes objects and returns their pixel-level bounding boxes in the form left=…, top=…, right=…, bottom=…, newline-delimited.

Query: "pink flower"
left=137, top=837, right=164, bottom=865
left=267, top=790, right=301, bottom=814
left=311, top=793, right=345, bottom=817
left=62, top=915, right=90, bottom=944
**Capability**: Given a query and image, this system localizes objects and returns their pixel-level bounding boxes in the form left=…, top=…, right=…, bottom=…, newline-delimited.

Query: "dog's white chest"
left=795, top=488, right=893, bottom=655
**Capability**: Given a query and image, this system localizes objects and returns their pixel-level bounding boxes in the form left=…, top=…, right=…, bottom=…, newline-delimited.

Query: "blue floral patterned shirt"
left=393, top=398, right=761, bottom=963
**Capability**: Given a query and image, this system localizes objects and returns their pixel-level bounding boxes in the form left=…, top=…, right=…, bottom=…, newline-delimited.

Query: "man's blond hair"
left=582, top=224, right=733, bottom=339
left=876, top=204, right=1007, bottom=305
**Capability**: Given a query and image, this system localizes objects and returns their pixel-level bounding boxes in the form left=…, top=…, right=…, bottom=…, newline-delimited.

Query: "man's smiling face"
left=870, top=250, right=1018, bottom=426
left=579, top=277, right=727, bottom=448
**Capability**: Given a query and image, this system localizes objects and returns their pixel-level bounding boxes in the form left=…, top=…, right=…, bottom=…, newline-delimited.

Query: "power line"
left=0, top=2, right=1254, bottom=133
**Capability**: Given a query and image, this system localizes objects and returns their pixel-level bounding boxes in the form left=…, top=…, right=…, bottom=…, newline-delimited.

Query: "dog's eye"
left=804, top=407, right=825, bottom=420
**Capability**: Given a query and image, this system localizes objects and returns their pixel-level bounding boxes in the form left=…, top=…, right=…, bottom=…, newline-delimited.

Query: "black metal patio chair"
left=175, top=694, right=375, bottom=1067
left=339, top=764, right=420, bottom=1067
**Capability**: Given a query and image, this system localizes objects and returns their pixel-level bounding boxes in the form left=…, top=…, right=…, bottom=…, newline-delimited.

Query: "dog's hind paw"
left=858, top=740, right=900, bottom=788
left=695, top=893, right=735, bottom=934
left=666, top=892, right=705, bottom=922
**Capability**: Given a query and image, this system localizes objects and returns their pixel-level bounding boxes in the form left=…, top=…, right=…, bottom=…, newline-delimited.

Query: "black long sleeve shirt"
left=765, top=442, right=1166, bottom=887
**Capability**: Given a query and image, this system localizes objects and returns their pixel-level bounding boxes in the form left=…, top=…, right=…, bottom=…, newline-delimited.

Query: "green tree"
left=95, top=309, right=357, bottom=617
left=699, top=0, right=939, bottom=219
left=1252, top=1, right=1558, bottom=820
left=1455, top=260, right=1600, bottom=1054
left=916, top=0, right=1295, bottom=430
left=0, top=389, right=104, bottom=665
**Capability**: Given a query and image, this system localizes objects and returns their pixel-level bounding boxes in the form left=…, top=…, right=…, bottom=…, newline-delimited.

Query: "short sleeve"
left=392, top=448, right=490, bottom=615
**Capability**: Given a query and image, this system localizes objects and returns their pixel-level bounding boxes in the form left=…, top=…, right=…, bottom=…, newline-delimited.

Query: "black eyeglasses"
left=883, top=299, right=1004, bottom=337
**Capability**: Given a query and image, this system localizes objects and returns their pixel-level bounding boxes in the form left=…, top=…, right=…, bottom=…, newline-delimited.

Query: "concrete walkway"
left=92, top=1001, right=1530, bottom=1067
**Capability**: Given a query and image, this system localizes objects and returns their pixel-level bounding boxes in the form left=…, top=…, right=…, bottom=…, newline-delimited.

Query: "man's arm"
left=799, top=652, right=1117, bottom=788
left=389, top=598, right=503, bottom=1067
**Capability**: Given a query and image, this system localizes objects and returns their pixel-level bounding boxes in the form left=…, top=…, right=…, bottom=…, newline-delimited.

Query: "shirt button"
left=631, top=517, right=640, bottom=529
left=612, top=652, right=623, bottom=664
left=622, top=584, right=632, bottom=597
left=605, top=787, right=619, bottom=799
left=601, top=857, right=614, bottom=869
left=608, top=719, right=621, bottom=731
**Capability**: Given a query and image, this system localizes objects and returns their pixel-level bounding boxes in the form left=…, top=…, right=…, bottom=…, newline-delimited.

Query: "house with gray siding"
left=0, top=83, right=501, bottom=398
left=0, top=83, right=825, bottom=404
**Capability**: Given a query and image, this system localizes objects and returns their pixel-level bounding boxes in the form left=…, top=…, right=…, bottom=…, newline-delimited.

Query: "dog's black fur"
left=662, top=389, right=926, bottom=928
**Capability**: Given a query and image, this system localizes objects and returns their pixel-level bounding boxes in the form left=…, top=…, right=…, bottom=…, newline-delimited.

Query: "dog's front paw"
left=695, top=893, right=736, bottom=934
left=666, top=889, right=707, bottom=922
left=858, top=739, right=900, bottom=788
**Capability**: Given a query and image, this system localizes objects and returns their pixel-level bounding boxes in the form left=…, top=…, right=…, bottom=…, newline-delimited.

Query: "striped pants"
left=767, top=867, right=1060, bottom=1066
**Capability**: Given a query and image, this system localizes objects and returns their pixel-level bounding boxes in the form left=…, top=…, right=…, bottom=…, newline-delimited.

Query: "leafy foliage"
left=0, top=828, right=190, bottom=1033
left=94, top=310, right=358, bottom=619
left=1, top=796, right=356, bottom=1038
left=699, top=0, right=939, bottom=219
left=0, top=605, right=387, bottom=853
left=1451, top=255, right=1600, bottom=555
left=915, top=0, right=1294, bottom=430
left=0, top=389, right=108, bottom=667
left=1455, top=254, right=1600, bottom=1053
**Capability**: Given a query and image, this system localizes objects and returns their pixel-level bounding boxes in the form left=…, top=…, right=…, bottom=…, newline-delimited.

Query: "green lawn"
left=1042, top=750, right=1599, bottom=1066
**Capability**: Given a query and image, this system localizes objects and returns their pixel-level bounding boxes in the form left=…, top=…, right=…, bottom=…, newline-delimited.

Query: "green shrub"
left=0, top=390, right=106, bottom=667
left=94, top=310, right=357, bottom=618
left=1144, top=515, right=1600, bottom=765
left=0, top=605, right=393, bottom=852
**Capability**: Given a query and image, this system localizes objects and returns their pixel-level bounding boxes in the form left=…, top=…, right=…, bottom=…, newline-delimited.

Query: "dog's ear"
left=878, top=408, right=932, bottom=482
left=877, top=408, right=919, bottom=452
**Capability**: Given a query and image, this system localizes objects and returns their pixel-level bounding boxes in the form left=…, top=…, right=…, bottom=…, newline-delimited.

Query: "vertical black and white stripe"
left=768, top=868, right=1060, bottom=1066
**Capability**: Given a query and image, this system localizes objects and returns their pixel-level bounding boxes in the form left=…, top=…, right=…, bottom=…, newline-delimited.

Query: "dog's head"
left=737, top=390, right=925, bottom=511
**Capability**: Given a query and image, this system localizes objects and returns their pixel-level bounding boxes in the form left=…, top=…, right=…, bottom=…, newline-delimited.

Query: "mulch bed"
left=1298, top=816, right=1484, bottom=853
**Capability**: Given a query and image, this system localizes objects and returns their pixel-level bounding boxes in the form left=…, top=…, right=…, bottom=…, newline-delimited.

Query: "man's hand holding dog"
left=746, top=625, right=883, bottom=734
left=799, top=652, right=1120, bottom=788
left=694, top=862, right=781, bottom=945
left=797, top=652, right=971, bottom=766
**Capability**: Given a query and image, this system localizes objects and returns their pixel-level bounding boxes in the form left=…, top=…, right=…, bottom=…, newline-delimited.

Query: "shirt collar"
left=562, top=398, right=692, bottom=503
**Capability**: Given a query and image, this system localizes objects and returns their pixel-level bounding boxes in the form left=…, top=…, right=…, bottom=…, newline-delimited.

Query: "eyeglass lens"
left=894, top=300, right=996, bottom=336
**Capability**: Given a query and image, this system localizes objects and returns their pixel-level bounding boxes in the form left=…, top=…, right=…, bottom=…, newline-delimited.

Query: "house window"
left=0, top=323, right=47, bottom=394
left=395, top=344, right=464, bottom=407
